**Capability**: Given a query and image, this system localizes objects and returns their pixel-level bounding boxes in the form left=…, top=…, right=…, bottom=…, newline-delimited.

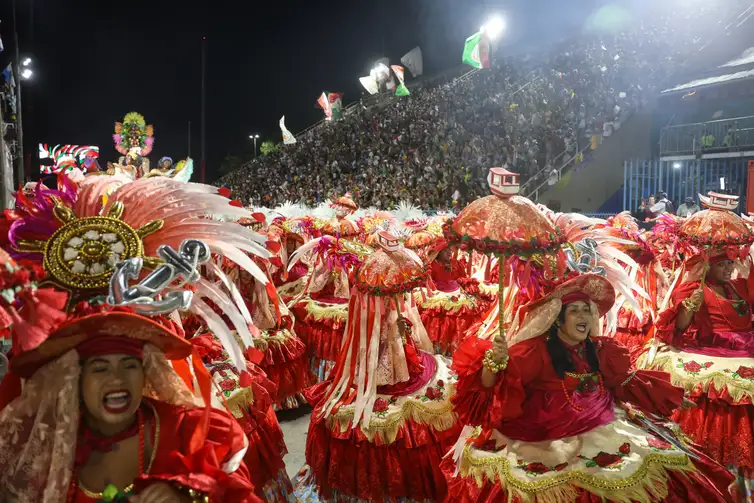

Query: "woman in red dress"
left=652, top=254, right=754, bottom=500
left=0, top=173, right=285, bottom=502
left=0, top=287, right=259, bottom=502
left=442, top=274, right=736, bottom=503
left=295, top=232, right=461, bottom=502
left=647, top=193, right=754, bottom=500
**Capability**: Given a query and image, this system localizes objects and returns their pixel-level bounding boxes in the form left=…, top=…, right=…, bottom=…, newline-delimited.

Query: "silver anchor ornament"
left=107, top=239, right=211, bottom=315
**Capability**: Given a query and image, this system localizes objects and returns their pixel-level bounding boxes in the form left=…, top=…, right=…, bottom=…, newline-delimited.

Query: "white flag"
left=279, top=116, right=296, bottom=145
left=359, top=75, right=378, bottom=95
left=401, top=47, right=423, bottom=77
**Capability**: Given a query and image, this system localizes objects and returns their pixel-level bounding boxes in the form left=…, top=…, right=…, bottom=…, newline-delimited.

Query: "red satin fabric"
left=674, top=394, right=754, bottom=477
left=305, top=410, right=461, bottom=501
left=440, top=451, right=736, bottom=503
left=452, top=336, right=683, bottom=437
left=73, top=399, right=259, bottom=503
left=290, top=303, right=345, bottom=363
left=657, top=279, right=754, bottom=358
left=257, top=335, right=312, bottom=406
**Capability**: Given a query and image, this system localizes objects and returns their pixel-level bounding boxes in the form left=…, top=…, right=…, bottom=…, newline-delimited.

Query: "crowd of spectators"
left=220, top=1, right=749, bottom=210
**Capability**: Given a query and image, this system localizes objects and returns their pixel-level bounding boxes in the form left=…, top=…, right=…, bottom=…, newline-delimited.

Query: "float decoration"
left=113, top=112, right=155, bottom=156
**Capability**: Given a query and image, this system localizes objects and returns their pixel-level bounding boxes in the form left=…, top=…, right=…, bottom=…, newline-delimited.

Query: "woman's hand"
left=491, top=331, right=509, bottom=364
left=686, top=288, right=704, bottom=310
left=397, top=317, right=410, bottom=337
left=130, top=483, right=191, bottom=503
left=480, top=332, right=508, bottom=388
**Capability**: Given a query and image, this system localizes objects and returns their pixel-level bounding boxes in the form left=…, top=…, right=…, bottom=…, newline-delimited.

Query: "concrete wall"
left=535, top=108, right=654, bottom=213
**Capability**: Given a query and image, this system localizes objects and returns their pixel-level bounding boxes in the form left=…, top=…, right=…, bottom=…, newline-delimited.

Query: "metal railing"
left=622, top=158, right=748, bottom=212
left=522, top=144, right=593, bottom=202
left=660, top=115, right=754, bottom=156
left=521, top=106, right=634, bottom=200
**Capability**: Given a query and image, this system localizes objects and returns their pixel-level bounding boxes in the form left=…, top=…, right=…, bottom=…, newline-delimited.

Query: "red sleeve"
left=597, top=338, right=684, bottom=417
left=655, top=281, right=708, bottom=346
left=451, top=336, right=544, bottom=430
left=733, top=276, right=754, bottom=304
left=137, top=402, right=261, bottom=503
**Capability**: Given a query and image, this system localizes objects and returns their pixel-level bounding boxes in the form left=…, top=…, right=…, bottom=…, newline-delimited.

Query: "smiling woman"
left=0, top=244, right=262, bottom=503
left=442, top=274, right=737, bottom=503
left=0, top=303, right=261, bottom=503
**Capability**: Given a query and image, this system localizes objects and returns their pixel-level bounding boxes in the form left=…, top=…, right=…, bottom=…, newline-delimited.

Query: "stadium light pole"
left=200, top=36, right=206, bottom=183
left=249, top=134, right=260, bottom=159
left=481, top=16, right=506, bottom=41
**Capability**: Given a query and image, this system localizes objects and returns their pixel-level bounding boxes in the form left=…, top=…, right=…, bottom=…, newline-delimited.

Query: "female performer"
left=650, top=192, right=754, bottom=500
left=0, top=251, right=259, bottom=503
left=442, top=274, right=736, bottom=502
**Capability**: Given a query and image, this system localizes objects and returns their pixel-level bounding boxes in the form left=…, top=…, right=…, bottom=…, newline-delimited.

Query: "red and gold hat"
left=329, top=192, right=358, bottom=213
left=523, top=273, right=616, bottom=318
left=0, top=174, right=281, bottom=399
left=10, top=303, right=192, bottom=378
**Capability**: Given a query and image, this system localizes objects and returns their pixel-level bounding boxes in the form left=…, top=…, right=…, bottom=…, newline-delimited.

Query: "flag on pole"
left=400, top=47, right=423, bottom=77
left=316, top=92, right=344, bottom=120
left=328, top=92, right=343, bottom=120
left=462, top=31, right=491, bottom=69
left=359, top=75, right=378, bottom=95
left=316, top=92, right=332, bottom=119
left=2, top=64, right=14, bottom=87
left=280, top=116, right=296, bottom=145
left=391, top=65, right=410, bottom=96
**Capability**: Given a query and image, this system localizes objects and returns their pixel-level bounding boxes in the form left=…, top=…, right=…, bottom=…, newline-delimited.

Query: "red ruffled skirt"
left=420, top=305, right=481, bottom=356
left=290, top=303, right=345, bottom=383
left=303, top=381, right=461, bottom=502
left=258, top=334, right=312, bottom=409
left=236, top=405, right=288, bottom=497
left=673, top=392, right=754, bottom=479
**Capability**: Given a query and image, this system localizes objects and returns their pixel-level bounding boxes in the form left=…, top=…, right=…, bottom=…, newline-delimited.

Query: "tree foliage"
left=260, top=141, right=280, bottom=156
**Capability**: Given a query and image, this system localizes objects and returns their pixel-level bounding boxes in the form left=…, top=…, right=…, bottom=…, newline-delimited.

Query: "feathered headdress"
left=113, top=111, right=155, bottom=156
left=7, top=174, right=272, bottom=371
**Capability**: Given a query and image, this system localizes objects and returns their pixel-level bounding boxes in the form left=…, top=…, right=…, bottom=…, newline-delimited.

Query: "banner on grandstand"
left=462, top=31, right=490, bottom=69
left=359, top=75, right=379, bottom=95
left=329, top=92, right=343, bottom=120
left=316, top=91, right=344, bottom=121
left=401, top=47, right=423, bottom=77
left=279, top=116, right=296, bottom=145
left=391, top=65, right=410, bottom=97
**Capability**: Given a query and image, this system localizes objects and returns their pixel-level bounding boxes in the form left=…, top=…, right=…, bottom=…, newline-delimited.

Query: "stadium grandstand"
left=218, top=0, right=754, bottom=218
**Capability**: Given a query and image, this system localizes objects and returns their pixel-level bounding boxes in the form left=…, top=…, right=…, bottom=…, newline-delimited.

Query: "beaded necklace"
left=66, top=407, right=147, bottom=503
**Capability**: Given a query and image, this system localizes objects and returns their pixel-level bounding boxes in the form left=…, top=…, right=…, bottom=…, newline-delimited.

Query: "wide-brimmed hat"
left=11, top=307, right=192, bottom=378
left=520, top=274, right=615, bottom=320
left=508, top=274, right=616, bottom=345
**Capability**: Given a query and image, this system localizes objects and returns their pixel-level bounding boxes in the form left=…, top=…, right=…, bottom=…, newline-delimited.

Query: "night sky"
left=3, top=0, right=607, bottom=181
